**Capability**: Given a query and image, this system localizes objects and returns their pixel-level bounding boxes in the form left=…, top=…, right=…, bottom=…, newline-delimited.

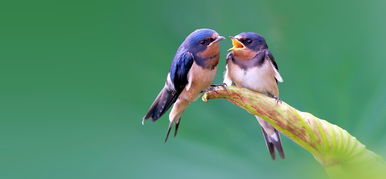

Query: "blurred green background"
left=1, top=0, right=386, bottom=178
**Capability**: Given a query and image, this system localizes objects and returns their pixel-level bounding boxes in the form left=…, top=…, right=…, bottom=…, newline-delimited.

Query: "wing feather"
left=265, top=50, right=283, bottom=83
left=143, top=51, right=194, bottom=121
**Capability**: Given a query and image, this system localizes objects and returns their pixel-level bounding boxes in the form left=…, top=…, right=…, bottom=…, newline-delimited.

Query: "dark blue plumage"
left=143, top=29, right=224, bottom=142
left=169, top=51, right=194, bottom=93
left=145, top=52, right=193, bottom=121
left=236, top=32, right=268, bottom=51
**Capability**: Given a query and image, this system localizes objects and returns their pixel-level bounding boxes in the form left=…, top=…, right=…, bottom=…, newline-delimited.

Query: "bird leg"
left=210, top=83, right=228, bottom=88
left=267, top=92, right=282, bottom=104
left=201, top=83, right=228, bottom=93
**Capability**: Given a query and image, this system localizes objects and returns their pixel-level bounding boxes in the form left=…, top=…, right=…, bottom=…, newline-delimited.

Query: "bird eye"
left=245, top=39, right=252, bottom=44
left=200, top=38, right=213, bottom=46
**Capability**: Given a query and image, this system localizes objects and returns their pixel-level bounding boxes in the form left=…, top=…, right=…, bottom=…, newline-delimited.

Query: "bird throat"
left=194, top=54, right=219, bottom=70
left=230, top=51, right=265, bottom=70
left=231, top=48, right=258, bottom=61
left=195, top=44, right=220, bottom=69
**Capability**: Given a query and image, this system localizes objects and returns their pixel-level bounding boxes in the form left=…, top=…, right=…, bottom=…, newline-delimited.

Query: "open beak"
left=210, top=36, right=225, bottom=45
left=228, top=36, right=246, bottom=51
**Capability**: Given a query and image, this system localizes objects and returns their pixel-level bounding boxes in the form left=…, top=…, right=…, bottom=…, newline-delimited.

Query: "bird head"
left=184, top=29, right=225, bottom=56
left=228, top=32, right=268, bottom=52
left=228, top=32, right=268, bottom=60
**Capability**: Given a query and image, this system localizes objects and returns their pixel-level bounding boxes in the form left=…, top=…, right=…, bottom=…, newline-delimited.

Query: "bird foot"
left=201, top=83, right=228, bottom=93
left=267, top=93, right=282, bottom=104
left=210, top=83, right=228, bottom=88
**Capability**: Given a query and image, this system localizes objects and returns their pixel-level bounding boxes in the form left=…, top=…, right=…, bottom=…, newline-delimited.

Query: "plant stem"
left=202, top=86, right=386, bottom=179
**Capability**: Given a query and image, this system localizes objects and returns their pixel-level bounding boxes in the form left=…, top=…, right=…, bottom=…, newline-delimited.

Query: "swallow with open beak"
left=143, top=29, right=225, bottom=142
left=224, top=32, right=285, bottom=160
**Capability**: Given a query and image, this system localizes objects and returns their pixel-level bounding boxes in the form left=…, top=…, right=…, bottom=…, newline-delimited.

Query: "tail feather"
left=143, top=87, right=178, bottom=121
left=261, top=127, right=285, bottom=160
left=164, top=118, right=181, bottom=143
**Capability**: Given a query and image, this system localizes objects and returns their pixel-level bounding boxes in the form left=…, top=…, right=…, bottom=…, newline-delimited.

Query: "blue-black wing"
left=169, top=51, right=194, bottom=92
left=143, top=51, right=194, bottom=121
left=265, top=50, right=279, bottom=71
left=264, top=50, right=283, bottom=83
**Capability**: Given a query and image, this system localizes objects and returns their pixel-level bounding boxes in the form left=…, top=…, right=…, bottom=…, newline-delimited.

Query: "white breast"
left=228, top=60, right=278, bottom=96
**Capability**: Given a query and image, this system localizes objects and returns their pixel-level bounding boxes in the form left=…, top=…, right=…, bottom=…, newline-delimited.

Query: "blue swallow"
left=224, top=32, right=285, bottom=159
left=143, top=29, right=225, bottom=142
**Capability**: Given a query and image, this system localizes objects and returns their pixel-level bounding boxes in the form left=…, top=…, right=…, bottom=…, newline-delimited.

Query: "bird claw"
left=267, top=93, right=282, bottom=104
left=201, top=83, right=228, bottom=93
left=275, top=97, right=282, bottom=104
left=201, top=87, right=214, bottom=93
left=210, top=83, right=227, bottom=87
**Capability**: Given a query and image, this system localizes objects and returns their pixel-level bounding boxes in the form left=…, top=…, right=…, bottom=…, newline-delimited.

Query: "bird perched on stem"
left=223, top=32, right=285, bottom=160
left=143, top=29, right=225, bottom=142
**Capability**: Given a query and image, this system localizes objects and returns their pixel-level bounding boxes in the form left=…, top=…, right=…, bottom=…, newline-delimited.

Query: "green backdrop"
left=1, top=0, right=385, bottom=178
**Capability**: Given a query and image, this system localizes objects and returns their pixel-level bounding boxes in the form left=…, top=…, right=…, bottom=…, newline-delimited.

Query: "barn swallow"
left=143, top=29, right=225, bottom=142
left=224, top=32, right=285, bottom=160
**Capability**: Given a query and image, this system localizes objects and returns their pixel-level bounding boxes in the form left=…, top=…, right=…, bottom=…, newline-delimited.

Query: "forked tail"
left=261, top=127, right=285, bottom=160
left=256, top=116, right=285, bottom=160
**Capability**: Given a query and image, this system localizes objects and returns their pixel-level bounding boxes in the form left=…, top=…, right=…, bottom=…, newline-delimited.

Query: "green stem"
left=202, top=86, right=386, bottom=178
